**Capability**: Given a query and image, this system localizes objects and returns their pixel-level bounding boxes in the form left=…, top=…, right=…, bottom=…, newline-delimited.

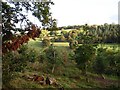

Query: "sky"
left=16, top=0, right=120, bottom=27
left=50, top=0, right=119, bottom=27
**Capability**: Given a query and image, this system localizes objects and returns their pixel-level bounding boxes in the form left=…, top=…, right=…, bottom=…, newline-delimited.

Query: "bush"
left=2, top=45, right=39, bottom=88
left=18, top=44, right=28, bottom=54
left=24, top=49, right=39, bottom=63
left=74, top=44, right=96, bottom=74
left=2, top=50, right=27, bottom=88
left=3, top=51, right=27, bottom=73
left=2, top=52, right=15, bottom=88
left=38, top=53, right=47, bottom=63
left=19, top=45, right=39, bottom=63
left=93, top=57, right=106, bottom=74
left=42, top=39, right=50, bottom=47
left=93, top=47, right=120, bottom=76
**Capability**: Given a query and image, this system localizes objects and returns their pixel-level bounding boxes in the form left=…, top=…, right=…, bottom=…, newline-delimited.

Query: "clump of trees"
left=49, top=24, right=120, bottom=44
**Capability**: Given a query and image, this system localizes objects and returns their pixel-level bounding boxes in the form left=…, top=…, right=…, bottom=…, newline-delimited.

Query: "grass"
left=10, top=77, right=44, bottom=88
left=8, top=38, right=119, bottom=88
left=10, top=67, right=119, bottom=88
left=8, top=60, right=119, bottom=88
left=27, top=39, right=41, bottom=49
left=28, top=38, right=120, bottom=50
left=27, top=38, right=48, bottom=53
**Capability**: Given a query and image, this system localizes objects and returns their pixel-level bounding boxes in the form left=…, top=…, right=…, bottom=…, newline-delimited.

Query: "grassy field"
left=27, top=38, right=70, bottom=48
left=27, top=39, right=43, bottom=52
left=28, top=38, right=120, bottom=51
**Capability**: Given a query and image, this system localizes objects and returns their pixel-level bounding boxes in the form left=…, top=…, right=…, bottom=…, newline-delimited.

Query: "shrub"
left=19, top=45, right=38, bottom=63
left=3, top=51, right=27, bottom=73
left=93, top=47, right=120, bottom=76
left=2, top=52, right=15, bottom=88
left=18, top=44, right=28, bottom=54
left=38, top=53, right=47, bottom=63
left=24, top=49, right=38, bottom=63
left=2, top=50, right=27, bottom=88
left=74, top=44, right=96, bottom=74
left=2, top=45, right=39, bottom=88
left=92, top=48, right=106, bottom=74
left=93, top=57, right=106, bottom=74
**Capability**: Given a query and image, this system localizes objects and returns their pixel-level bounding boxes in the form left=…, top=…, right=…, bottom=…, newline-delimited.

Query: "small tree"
left=45, top=46, right=63, bottom=73
left=74, top=44, right=96, bottom=74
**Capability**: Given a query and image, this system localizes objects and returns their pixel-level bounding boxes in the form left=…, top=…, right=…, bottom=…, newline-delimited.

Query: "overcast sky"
left=22, top=0, right=120, bottom=27
left=49, top=0, right=119, bottom=27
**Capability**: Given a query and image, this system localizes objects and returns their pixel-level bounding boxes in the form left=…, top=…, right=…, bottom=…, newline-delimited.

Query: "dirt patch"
left=88, top=74, right=120, bottom=87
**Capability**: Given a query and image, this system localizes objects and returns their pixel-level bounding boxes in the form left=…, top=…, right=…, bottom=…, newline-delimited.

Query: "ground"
left=8, top=38, right=120, bottom=88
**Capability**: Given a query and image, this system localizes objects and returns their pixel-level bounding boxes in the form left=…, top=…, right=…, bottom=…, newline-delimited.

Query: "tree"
left=74, top=44, right=96, bottom=74
left=2, top=1, right=56, bottom=88
left=2, top=1, right=56, bottom=54
left=44, top=46, right=63, bottom=73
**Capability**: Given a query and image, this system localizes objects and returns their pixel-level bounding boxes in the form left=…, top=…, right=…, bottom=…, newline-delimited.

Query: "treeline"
left=47, top=23, right=120, bottom=43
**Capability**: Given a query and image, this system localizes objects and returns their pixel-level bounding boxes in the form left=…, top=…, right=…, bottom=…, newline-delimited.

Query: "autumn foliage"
left=2, top=24, right=41, bottom=54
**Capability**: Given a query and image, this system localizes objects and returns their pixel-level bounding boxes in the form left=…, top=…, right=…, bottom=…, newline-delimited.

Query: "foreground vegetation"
left=2, top=26, right=120, bottom=89
left=2, top=39, right=120, bottom=88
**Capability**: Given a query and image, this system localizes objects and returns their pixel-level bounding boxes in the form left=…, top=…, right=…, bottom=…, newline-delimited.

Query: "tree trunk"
left=52, top=47, right=56, bottom=74
left=52, top=64, right=55, bottom=73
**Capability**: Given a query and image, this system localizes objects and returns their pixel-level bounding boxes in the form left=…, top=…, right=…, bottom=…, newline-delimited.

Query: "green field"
left=27, top=38, right=120, bottom=51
